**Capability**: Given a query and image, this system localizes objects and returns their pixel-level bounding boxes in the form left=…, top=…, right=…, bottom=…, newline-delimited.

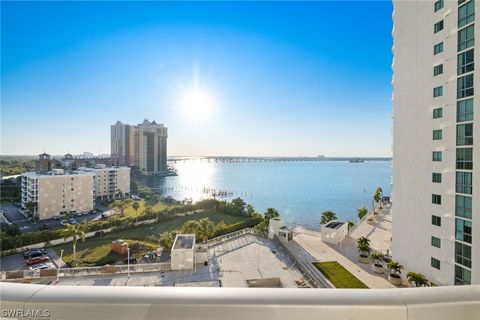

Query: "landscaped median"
left=313, top=261, right=368, bottom=289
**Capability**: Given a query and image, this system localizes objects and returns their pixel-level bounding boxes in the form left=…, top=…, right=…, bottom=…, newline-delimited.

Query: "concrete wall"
left=2, top=283, right=479, bottom=320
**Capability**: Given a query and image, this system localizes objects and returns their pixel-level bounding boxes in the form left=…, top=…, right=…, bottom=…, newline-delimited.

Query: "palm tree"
left=387, top=260, right=404, bottom=278
left=197, top=218, right=215, bottom=242
left=145, top=206, right=153, bottom=221
left=60, top=224, right=85, bottom=260
left=357, top=207, right=368, bottom=220
left=25, top=201, right=37, bottom=219
left=159, top=231, right=177, bottom=251
left=373, top=187, right=383, bottom=204
left=132, top=201, right=140, bottom=223
left=357, top=236, right=372, bottom=258
left=320, top=211, right=337, bottom=224
left=264, top=208, right=280, bottom=220
left=407, top=272, right=429, bottom=287
left=370, top=251, right=384, bottom=267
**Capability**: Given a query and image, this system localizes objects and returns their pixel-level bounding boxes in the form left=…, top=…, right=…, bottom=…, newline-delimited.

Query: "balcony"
left=1, top=283, right=479, bottom=320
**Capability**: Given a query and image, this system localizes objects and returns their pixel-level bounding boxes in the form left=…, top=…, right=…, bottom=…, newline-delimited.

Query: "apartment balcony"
left=1, top=283, right=479, bottom=320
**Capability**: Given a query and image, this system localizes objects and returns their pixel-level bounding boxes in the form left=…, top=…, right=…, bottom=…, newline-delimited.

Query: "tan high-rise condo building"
left=392, top=0, right=478, bottom=285
left=111, top=119, right=168, bottom=175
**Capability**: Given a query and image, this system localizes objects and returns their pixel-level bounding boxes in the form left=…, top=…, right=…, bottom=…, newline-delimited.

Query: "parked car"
left=60, top=220, right=68, bottom=226
left=29, top=262, right=55, bottom=271
left=23, top=248, right=47, bottom=259
left=82, top=212, right=89, bottom=216
left=19, top=225, right=29, bottom=230
left=89, top=210, right=96, bottom=214
left=40, top=223, right=52, bottom=230
left=26, top=256, right=49, bottom=266
left=69, top=218, right=77, bottom=225
left=74, top=212, right=83, bottom=217
left=52, top=215, right=60, bottom=220
left=124, top=257, right=137, bottom=264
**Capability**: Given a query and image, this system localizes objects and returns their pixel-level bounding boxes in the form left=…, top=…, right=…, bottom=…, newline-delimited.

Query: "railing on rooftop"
left=2, top=263, right=171, bottom=281
left=1, top=283, right=479, bottom=320
left=202, top=227, right=259, bottom=246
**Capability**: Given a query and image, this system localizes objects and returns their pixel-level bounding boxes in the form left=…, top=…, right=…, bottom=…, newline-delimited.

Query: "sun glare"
left=180, top=88, right=214, bottom=122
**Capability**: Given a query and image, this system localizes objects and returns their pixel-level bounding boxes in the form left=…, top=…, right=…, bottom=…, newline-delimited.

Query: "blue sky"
left=1, top=1, right=393, bottom=157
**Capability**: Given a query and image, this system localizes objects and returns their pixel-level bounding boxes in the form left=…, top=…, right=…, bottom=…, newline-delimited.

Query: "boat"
left=349, top=158, right=364, bottom=163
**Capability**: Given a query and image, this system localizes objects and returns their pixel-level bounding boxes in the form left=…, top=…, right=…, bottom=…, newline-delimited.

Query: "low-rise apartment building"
left=78, top=165, right=130, bottom=200
left=21, top=169, right=95, bottom=220
left=21, top=165, right=131, bottom=220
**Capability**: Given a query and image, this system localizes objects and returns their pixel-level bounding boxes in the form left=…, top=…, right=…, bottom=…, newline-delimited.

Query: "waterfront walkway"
left=292, top=205, right=396, bottom=289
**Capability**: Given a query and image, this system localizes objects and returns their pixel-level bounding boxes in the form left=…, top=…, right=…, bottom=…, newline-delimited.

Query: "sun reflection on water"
left=174, top=161, right=216, bottom=202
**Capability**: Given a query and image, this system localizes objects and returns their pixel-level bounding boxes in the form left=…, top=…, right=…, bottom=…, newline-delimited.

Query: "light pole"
left=57, top=249, right=64, bottom=282
left=127, top=247, right=130, bottom=278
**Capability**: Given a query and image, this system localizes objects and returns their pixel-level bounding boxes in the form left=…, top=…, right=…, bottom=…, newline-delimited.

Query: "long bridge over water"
left=168, top=156, right=392, bottom=163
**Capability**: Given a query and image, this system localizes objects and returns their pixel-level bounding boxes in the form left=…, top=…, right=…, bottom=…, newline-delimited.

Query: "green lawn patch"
left=313, top=261, right=369, bottom=289
left=54, top=210, right=246, bottom=267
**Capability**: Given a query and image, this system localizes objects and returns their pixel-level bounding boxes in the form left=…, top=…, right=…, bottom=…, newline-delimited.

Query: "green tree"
left=0, top=222, right=20, bottom=237
left=387, top=260, right=404, bottom=278
left=264, top=208, right=279, bottom=220
left=145, top=206, right=153, bottom=221
left=357, top=236, right=372, bottom=258
left=111, top=200, right=130, bottom=216
left=246, top=204, right=256, bottom=217
left=320, top=211, right=337, bottom=224
left=25, top=201, right=37, bottom=220
left=231, top=197, right=246, bottom=215
left=132, top=201, right=140, bottom=223
left=254, top=208, right=280, bottom=233
left=254, top=219, right=269, bottom=233
left=159, top=231, right=177, bottom=251
left=373, top=187, right=383, bottom=204
left=357, top=207, right=368, bottom=220
left=60, top=224, right=85, bottom=260
left=407, top=272, right=429, bottom=287
left=181, top=220, right=200, bottom=235
left=197, top=218, right=215, bottom=242
left=370, top=251, right=384, bottom=267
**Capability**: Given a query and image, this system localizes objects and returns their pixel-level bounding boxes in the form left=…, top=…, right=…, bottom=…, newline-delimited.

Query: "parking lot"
left=0, top=202, right=110, bottom=233
left=0, top=248, right=64, bottom=272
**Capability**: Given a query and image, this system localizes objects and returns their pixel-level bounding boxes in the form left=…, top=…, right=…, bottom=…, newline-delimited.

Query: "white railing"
left=1, top=283, right=479, bottom=320
left=2, top=263, right=171, bottom=280
left=202, top=227, right=259, bottom=246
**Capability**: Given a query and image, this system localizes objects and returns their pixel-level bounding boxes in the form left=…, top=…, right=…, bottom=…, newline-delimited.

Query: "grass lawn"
left=54, top=210, right=245, bottom=267
left=313, top=261, right=369, bottom=289
left=118, top=200, right=170, bottom=220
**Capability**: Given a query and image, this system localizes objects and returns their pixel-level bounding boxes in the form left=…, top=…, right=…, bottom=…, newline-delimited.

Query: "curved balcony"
left=1, top=283, right=479, bottom=320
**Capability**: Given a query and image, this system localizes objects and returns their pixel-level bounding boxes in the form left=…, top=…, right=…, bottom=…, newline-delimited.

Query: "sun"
left=180, top=88, right=214, bottom=122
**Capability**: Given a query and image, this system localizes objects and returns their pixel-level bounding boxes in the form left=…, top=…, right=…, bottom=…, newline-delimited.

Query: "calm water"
left=140, top=160, right=392, bottom=230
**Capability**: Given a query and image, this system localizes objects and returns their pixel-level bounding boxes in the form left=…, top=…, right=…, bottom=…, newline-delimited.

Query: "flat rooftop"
left=173, top=234, right=195, bottom=250
left=55, top=234, right=306, bottom=288
left=324, top=221, right=345, bottom=229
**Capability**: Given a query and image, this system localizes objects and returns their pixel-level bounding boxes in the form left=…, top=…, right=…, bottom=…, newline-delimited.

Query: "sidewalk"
left=292, top=206, right=396, bottom=289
